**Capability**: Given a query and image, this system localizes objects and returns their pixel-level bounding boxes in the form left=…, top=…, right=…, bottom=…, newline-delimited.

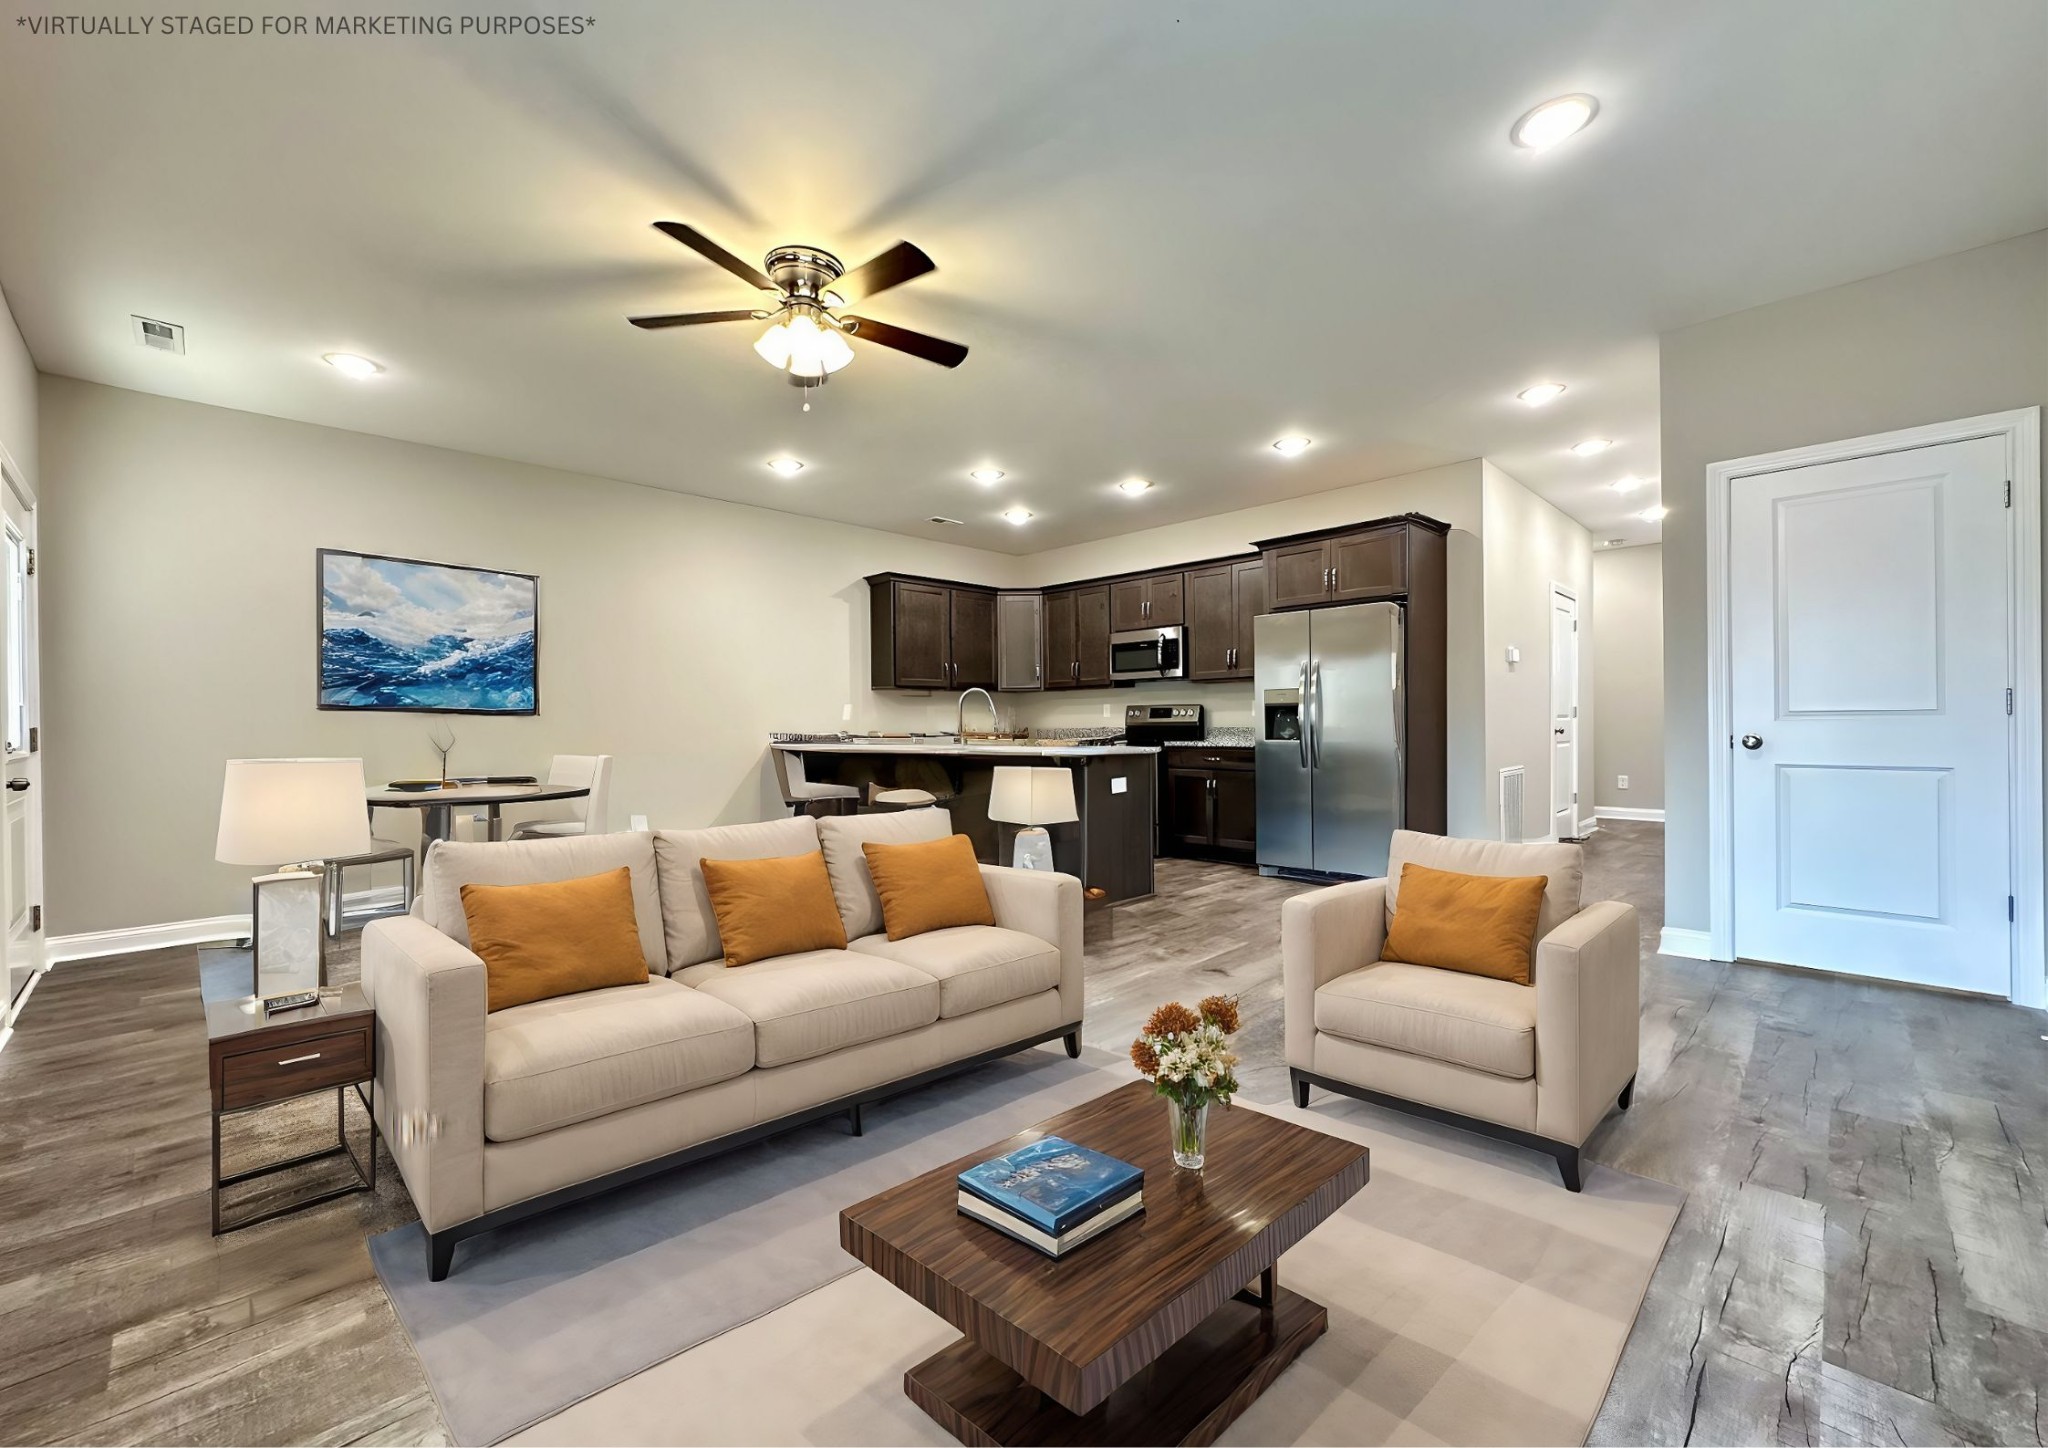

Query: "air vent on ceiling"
left=130, top=315, right=185, bottom=355
left=927, top=516, right=965, bottom=527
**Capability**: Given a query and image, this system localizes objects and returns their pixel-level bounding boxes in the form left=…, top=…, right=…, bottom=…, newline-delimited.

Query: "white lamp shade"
left=987, top=766, right=1079, bottom=827
left=216, top=758, right=374, bottom=865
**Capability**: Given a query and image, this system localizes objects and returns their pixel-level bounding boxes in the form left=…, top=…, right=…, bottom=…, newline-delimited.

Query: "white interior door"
left=1729, top=435, right=2011, bottom=994
left=0, top=469, right=41, bottom=1023
left=1549, top=587, right=1579, bottom=839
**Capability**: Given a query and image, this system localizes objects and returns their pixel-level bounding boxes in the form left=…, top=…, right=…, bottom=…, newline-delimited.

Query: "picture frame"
left=316, top=547, right=539, bottom=715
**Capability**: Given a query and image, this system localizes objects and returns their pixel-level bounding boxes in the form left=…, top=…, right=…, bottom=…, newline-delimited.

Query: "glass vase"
left=1167, top=1097, right=1209, bottom=1170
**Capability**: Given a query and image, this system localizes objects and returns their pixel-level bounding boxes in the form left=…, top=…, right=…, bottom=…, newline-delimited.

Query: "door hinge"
left=29, top=904, right=40, bottom=932
left=2005, top=480, right=2012, bottom=508
left=2009, top=895, right=2015, bottom=922
left=27, top=726, right=36, bottom=753
left=2008, top=687, right=2015, bottom=715
left=23, top=547, right=32, bottom=577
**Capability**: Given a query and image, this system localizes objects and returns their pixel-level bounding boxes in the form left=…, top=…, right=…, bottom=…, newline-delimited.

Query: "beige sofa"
left=360, top=808, right=1082, bottom=1278
left=1282, top=830, right=1639, bottom=1189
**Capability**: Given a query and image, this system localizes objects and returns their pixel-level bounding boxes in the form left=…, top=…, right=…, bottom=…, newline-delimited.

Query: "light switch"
left=841, top=703, right=853, bottom=721
left=1617, top=775, right=1629, bottom=790
left=1505, top=645, right=1520, bottom=666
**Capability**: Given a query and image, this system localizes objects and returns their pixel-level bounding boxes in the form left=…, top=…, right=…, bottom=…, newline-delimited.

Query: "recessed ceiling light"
left=764, top=457, right=806, bottom=476
left=1271, top=436, right=1313, bottom=457
left=1510, top=94, right=1599, bottom=152
left=1002, top=506, right=1034, bottom=525
left=1570, top=438, right=1613, bottom=457
left=969, top=467, right=1006, bottom=484
left=322, top=352, right=384, bottom=379
left=1638, top=504, right=1669, bottom=522
left=1517, top=382, right=1567, bottom=407
left=1118, top=478, right=1153, bottom=495
left=1610, top=474, right=1644, bottom=494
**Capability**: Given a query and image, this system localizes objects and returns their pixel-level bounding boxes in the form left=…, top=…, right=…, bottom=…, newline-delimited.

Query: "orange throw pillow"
left=460, top=867, right=650, bottom=1013
left=1381, top=862, right=1548, bottom=985
left=699, top=850, right=849, bottom=966
left=862, top=834, right=996, bottom=941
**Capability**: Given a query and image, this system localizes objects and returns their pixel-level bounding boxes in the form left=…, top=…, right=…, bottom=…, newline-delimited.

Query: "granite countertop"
left=770, top=737, right=1159, bottom=757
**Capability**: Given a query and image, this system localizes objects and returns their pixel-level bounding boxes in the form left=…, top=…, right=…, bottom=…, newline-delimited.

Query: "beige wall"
left=1590, top=543, right=1662, bottom=812
left=1016, top=461, right=1492, bottom=838
left=1660, top=230, right=2048, bottom=930
left=0, top=287, right=32, bottom=487
left=40, top=378, right=1031, bottom=934
left=1480, top=462, right=1594, bottom=840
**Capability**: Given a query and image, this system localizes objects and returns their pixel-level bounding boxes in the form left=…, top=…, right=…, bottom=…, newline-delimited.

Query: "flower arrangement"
left=1131, top=995, right=1242, bottom=1168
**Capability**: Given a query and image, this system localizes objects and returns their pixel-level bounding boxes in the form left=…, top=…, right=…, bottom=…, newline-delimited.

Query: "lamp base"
left=252, top=867, right=326, bottom=999
left=1010, top=827, right=1055, bottom=871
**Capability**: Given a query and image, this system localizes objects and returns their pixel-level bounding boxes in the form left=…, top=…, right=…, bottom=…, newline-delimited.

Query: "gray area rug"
left=369, top=1046, right=1119, bottom=1445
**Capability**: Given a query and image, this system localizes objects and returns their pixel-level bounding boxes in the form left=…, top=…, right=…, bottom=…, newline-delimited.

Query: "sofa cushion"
left=482, top=977, right=755, bottom=1142
left=1382, top=863, right=1548, bottom=986
left=862, top=834, right=995, bottom=940
left=422, top=832, right=665, bottom=974
left=848, top=926, right=1061, bottom=1018
left=460, top=866, right=651, bottom=1012
left=815, top=808, right=953, bottom=941
left=682, top=949, right=941, bottom=1068
left=654, top=816, right=821, bottom=971
left=1384, top=830, right=1584, bottom=974
left=699, top=850, right=848, bottom=966
left=1314, top=962, right=1536, bottom=1079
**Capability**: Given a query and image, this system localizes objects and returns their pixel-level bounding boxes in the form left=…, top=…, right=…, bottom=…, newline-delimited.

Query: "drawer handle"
left=276, top=1052, right=323, bottom=1066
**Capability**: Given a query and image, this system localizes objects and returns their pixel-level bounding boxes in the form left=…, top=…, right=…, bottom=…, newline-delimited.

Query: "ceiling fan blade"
left=843, top=316, right=968, bottom=368
left=627, top=309, right=760, bottom=329
left=835, top=241, right=935, bottom=303
left=651, top=222, right=773, bottom=291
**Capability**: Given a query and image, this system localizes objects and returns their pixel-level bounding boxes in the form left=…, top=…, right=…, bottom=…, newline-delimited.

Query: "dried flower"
left=1145, top=1001, right=1201, bottom=1038
left=1198, top=994, right=1241, bottom=1034
left=1130, top=1038, right=1160, bottom=1077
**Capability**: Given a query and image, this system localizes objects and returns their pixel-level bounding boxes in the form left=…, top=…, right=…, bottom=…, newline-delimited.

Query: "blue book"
left=958, top=1136, right=1143, bottom=1237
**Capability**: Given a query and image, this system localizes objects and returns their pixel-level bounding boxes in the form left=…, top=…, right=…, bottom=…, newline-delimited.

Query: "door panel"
left=1330, top=530, right=1406, bottom=600
left=1164, top=767, right=1215, bottom=850
left=949, top=588, right=996, bottom=689
left=1074, top=586, right=1112, bottom=688
left=1550, top=589, right=1579, bottom=838
left=1147, top=572, right=1185, bottom=627
left=1043, top=590, right=1077, bottom=689
left=892, top=581, right=951, bottom=688
left=1, top=479, right=37, bottom=1016
left=1264, top=542, right=1330, bottom=610
left=995, top=593, right=1043, bottom=691
left=1730, top=435, right=2010, bottom=994
left=1309, top=603, right=1403, bottom=877
left=1212, top=769, right=1258, bottom=855
left=1109, top=580, right=1149, bottom=632
left=1253, top=610, right=1313, bottom=870
left=1185, top=565, right=1236, bottom=680
left=1231, top=558, right=1266, bottom=677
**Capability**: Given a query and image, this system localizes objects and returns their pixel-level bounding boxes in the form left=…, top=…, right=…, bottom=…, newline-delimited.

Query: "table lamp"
left=216, top=758, right=373, bottom=1002
left=988, top=766, right=1078, bottom=871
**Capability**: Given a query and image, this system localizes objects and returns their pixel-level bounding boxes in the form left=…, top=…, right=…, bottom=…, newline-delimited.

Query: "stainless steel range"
left=1124, top=705, right=1205, bottom=856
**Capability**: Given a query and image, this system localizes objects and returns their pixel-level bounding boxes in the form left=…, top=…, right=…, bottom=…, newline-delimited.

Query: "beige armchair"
left=1282, top=830, right=1639, bottom=1190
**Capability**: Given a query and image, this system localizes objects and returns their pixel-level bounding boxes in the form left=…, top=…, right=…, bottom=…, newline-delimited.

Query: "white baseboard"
left=1659, top=926, right=1715, bottom=960
left=1576, top=814, right=1599, bottom=836
left=1596, top=806, right=1666, bottom=823
left=50, top=913, right=252, bottom=963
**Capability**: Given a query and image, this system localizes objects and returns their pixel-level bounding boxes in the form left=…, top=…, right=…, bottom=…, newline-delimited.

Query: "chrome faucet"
left=957, top=686, right=998, bottom=740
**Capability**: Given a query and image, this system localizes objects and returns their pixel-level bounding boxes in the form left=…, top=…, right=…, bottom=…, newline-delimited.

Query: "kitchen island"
left=770, top=737, right=1158, bottom=902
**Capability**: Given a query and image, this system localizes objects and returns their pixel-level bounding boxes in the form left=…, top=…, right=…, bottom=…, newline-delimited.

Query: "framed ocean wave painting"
left=317, top=548, right=538, bottom=714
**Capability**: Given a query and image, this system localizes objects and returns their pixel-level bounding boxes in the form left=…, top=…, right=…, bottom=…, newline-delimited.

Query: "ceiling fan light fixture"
left=1271, top=436, right=1313, bottom=457
left=758, top=310, right=854, bottom=379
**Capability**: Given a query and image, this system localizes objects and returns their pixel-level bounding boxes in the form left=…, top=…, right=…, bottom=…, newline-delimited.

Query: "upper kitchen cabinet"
left=1046, top=584, right=1111, bottom=688
left=1186, top=557, right=1266, bottom=681
left=867, top=574, right=997, bottom=690
left=1256, top=515, right=1447, bottom=611
left=1108, top=572, right=1184, bottom=631
left=996, top=591, right=1044, bottom=691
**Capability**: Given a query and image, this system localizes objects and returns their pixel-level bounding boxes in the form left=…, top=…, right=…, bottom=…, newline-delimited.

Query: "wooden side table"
left=205, top=985, right=377, bottom=1235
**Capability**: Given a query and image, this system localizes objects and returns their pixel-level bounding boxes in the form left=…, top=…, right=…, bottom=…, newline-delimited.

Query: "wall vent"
left=927, top=515, right=965, bottom=526
left=130, top=316, right=186, bottom=354
left=1498, top=766, right=1526, bottom=843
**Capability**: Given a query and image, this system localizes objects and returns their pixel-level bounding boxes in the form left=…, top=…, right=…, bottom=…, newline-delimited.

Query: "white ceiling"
left=2, top=1, right=2043, bottom=554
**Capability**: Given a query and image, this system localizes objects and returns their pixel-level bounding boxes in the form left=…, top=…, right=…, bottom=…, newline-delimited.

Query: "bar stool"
left=773, top=748, right=861, bottom=818
left=324, top=840, right=417, bottom=937
left=864, top=784, right=940, bottom=813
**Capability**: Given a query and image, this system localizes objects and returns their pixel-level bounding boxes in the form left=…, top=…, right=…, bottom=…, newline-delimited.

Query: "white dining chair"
left=510, top=754, right=613, bottom=839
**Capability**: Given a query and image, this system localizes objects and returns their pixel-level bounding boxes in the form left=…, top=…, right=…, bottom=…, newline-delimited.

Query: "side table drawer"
left=218, top=1027, right=372, bottom=1110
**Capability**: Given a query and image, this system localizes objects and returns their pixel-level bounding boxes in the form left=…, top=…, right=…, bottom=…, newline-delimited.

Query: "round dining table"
left=366, top=781, right=592, bottom=845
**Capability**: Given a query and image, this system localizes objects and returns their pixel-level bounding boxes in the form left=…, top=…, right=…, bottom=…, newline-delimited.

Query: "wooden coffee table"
left=839, top=1080, right=1370, bottom=1446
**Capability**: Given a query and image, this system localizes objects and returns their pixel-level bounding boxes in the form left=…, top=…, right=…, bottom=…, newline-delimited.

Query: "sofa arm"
left=979, top=866, right=1084, bottom=1025
left=1281, top=879, right=1388, bottom=1069
left=1533, top=900, right=1641, bottom=1146
left=359, top=913, right=487, bottom=1233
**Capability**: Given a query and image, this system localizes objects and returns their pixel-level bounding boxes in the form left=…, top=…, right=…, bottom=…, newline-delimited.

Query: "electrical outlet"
left=1617, top=775, right=1629, bottom=790
left=629, top=814, right=650, bottom=831
left=1102, top=703, right=1111, bottom=718
left=841, top=703, right=853, bottom=722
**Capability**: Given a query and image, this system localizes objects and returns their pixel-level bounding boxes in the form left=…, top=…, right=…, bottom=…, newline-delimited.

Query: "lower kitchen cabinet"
left=1160, top=748, right=1256, bottom=863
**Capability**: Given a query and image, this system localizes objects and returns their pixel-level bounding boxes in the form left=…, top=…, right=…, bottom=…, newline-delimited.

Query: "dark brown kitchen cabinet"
left=1042, top=589, right=1076, bottom=690
left=1108, top=572, right=1184, bottom=631
left=1161, top=748, right=1256, bottom=863
left=1186, top=558, right=1265, bottom=681
left=1261, top=524, right=1409, bottom=609
left=1042, top=584, right=1110, bottom=689
left=866, top=574, right=996, bottom=689
left=995, top=591, right=1043, bottom=691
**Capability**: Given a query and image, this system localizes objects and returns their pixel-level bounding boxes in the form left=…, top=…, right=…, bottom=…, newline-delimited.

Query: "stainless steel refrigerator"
left=1254, top=602, right=1404, bottom=878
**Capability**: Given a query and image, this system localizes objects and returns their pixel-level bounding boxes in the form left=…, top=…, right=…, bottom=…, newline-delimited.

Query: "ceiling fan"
left=628, top=222, right=968, bottom=392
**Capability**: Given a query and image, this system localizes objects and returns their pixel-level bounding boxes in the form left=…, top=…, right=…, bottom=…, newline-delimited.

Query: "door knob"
left=4, top=778, right=27, bottom=791
left=1740, top=734, right=1763, bottom=750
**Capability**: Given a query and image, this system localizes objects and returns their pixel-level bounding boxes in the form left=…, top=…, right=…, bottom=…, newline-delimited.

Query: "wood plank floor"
left=1, top=825, right=2042, bottom=1445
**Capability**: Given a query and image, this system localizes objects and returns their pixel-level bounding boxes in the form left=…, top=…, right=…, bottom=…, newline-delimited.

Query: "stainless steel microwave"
left=1109, top=625, right=1185, bottom=682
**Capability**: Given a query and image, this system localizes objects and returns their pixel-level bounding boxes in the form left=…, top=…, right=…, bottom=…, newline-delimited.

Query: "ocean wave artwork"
left=318, top=549, right=538, bottom=713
